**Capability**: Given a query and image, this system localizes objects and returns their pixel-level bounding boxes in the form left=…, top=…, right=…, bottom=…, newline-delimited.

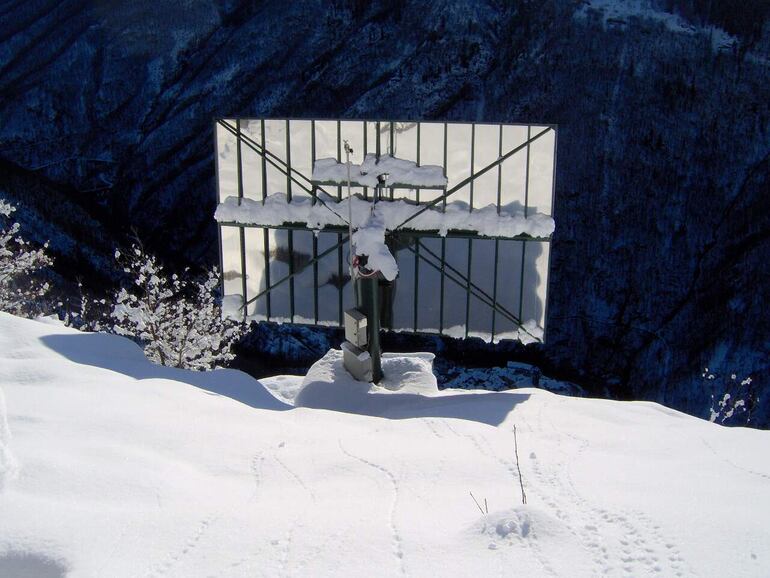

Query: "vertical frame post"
left=439, top=121, right=447, bottom=335
left=491, top=124, right=503, bottom=341
left=413, top=122, right=421, bottom=332
left=260, top=119, right=271, bottom=321
left=236, top=119, right=248, bottom=321
left=518, top=125, right=532, bottom=324
left=213, top=120, right=225, bottom=304
left=286, top=120, right=295, bottom=322
left=311, top=121, right=319, bottom=324
left=542, top=125, right=558, bottom=342
left=336, top=120, right=343, bottom=326
left=465, top=123, right=475, bottom=339
left=362, top=122, right=369, bottom=200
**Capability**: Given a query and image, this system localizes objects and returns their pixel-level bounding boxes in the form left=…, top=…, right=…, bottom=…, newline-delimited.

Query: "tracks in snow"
left=147, top=514, right=218, bottom=578
left=531, top=399, right=692, bottom=577
left=700, top=437, right=770, bottom=482
left=338, top=439, right=407, bottom=577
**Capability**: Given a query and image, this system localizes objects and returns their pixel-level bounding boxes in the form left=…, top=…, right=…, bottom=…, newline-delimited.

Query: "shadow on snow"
left=40, top=332, right=529, bottom=426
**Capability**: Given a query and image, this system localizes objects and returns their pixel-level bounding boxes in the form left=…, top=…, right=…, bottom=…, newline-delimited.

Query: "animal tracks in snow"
left=146, top=515, right=217, bottom=578
left=338, top=440, right=407, bottom=576
left=528, top=450, right=691, bottom=577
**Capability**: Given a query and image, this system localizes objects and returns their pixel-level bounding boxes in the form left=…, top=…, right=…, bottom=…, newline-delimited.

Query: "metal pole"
left=356, top=176, right=387, bottom=384
left=358, top=276, right=383, bottom=383
left=344, top=140, right=357, bottom=307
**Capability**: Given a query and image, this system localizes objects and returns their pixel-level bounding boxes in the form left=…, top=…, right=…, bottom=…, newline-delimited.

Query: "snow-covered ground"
left=0, top=313, right=768, bottom=577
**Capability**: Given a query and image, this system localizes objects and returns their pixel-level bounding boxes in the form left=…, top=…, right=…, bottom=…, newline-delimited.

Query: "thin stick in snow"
left=469, top=491, right=487, bottom=515
left=514, top=424, right=527, bottom=505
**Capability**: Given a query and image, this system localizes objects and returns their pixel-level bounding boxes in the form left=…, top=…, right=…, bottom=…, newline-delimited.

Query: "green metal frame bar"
left=260, top=120, right=271, bottom=320
left=518, top=126, right=532, bottom=323
left=236, top=120, right=247, bottom=321
left=465, top=124, right=475, bottom=339
left=413, top=122, right=421, bottom=332
left=491, top=124, right=503, bottom=340
left=439, top=122, right=448, bottom=333
left=311, top=121, right=319, bottom=324
left=213, top=122, right=226, bottom=304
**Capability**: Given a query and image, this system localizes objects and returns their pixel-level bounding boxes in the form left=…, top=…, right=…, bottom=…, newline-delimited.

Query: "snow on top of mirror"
left=312, top=154, right=447, bottom=189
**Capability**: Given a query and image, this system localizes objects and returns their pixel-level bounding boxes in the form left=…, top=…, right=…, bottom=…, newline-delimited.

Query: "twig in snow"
left=469, top=491, right=488, bottom=515
left=514, top=424, right=527, bottom=505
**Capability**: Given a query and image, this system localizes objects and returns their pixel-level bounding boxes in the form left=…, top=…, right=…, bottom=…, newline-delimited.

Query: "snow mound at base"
left=293, top=348, right=527, bottom=425
left=488, top=508, right=534, bottom=539
left=293, top=349, right=437, bottom=410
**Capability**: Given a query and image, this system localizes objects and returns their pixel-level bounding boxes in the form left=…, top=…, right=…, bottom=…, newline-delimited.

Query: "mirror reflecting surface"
left=215, top=118, right=556, bottom=342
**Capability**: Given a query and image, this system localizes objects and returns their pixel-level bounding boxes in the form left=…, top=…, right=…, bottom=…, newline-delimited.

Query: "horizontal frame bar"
left=218, top=222, right=552, bottom=243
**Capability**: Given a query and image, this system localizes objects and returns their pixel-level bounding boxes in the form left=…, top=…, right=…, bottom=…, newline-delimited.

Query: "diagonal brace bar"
left=218, top=120, right=349, bottom=225
left=414, top=238, right=523, bottom=326
left=393, top=126, right=553, bottom=231
left=404, top=240, right=540, bottom=342
left=403, top=242, right=525, bottom=335
left=241, top=233, right=350, bottom=310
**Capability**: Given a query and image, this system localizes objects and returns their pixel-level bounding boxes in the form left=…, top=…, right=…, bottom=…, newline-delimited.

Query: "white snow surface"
left=1, top=312, right=769, bottom=577
left=351, top=210, right=399, bottom=281
left=312, top=154, right=447, bottom=188
left=215, top=193, right=555, bottom=239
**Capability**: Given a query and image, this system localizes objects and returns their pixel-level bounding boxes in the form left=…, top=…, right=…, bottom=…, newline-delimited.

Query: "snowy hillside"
left=0, top=312, right=768, bottom=577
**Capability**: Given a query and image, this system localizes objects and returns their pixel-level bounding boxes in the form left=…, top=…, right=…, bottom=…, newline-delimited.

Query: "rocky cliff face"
left=1, top=1, right=768, bottom=425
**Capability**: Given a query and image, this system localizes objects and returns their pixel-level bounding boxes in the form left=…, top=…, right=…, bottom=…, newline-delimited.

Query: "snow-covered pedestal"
left=294, top=349, right=438, bottom=413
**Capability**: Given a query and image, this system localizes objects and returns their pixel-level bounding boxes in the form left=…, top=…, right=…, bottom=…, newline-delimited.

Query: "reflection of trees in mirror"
left=270, top=244, right=312, bottom=270
left=325, top=271, right=351, bottom=290
left=222, top=269, right=241, bottom=282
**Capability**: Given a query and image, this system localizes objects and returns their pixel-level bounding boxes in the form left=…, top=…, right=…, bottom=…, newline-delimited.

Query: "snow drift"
left=0, top=312, right=768, bottom=577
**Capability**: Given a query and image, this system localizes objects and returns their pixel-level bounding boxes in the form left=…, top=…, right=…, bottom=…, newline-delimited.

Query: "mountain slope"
left=0, top=0, right=768, bottom=424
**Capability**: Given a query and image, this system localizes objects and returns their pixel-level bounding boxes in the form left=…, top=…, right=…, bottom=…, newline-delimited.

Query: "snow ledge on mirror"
left=312, top=154, right=447, bottom=188
left=214, top=194, right=555, bottom=239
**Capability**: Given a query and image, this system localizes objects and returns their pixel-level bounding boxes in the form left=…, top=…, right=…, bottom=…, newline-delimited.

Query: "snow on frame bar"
left=214, top=118, right=557, bottom=344
left=215, top=194, right=555, bottom=240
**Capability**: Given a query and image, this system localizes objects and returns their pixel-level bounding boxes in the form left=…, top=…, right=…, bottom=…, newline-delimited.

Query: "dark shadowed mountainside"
left=1, top=0, right=768, bottom=425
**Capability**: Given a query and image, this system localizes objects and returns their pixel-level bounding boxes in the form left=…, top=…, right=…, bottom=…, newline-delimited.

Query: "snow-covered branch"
left=0, top=199, right=53, bottom=316
left=110, top=245, right=244, bottom=370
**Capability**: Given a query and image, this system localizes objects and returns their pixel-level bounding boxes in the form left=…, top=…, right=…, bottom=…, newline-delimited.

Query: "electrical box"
left=344, top=308, right=368, bottom=348
left=342, top=341, right=373, bottom=382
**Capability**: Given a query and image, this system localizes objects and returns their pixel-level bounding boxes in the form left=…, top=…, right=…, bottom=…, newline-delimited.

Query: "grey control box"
left=342, top=341, right=373, bottom=383
left=344, top=308, right=368, bottom=348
